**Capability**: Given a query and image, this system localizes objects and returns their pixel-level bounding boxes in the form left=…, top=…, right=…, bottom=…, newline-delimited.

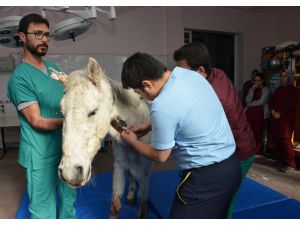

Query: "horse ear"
left=87, top=57, right=103, bottom=87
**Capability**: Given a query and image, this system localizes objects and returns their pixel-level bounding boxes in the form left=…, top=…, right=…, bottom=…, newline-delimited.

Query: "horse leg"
left=126, top=173, right=136, bottom=205
left=136, top=173, right=150, bottom=219
left=110, top=164, right=125, bottom=219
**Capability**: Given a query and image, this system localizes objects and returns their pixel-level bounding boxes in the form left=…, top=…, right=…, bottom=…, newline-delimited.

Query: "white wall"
left=1, top=6, right=300, bottom=100
left=0, top=52, right=167, bottom=116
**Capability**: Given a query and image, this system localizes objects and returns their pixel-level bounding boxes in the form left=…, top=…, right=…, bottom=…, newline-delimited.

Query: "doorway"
left=184, top=29, right=235, bottom=82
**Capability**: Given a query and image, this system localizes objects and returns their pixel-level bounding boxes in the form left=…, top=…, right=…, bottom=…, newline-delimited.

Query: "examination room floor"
left=0, top=145, right=300, bottom=219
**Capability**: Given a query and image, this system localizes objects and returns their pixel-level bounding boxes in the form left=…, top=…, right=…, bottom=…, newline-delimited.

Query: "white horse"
left=52, top=58, right=152, bottom=218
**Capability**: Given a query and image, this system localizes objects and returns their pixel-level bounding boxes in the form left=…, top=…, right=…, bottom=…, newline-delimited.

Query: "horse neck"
left=98, top=77, right=115, bottom=119
left=109, top=80, right=140, bottom=118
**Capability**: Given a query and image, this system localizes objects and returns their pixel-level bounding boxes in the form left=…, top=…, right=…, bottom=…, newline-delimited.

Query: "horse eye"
left=88, top=110, right=97, bottom=117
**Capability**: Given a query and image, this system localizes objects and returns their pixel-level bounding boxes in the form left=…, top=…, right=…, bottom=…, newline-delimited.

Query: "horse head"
left=55, top=58, right=114, bottom=188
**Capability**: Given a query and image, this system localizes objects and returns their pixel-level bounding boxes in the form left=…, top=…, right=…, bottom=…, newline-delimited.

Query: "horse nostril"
left=58, top=168, right=62, bottom=176
left=75, top=165, right=83, bottom=176
left=58, top=168, right=66, bottom=182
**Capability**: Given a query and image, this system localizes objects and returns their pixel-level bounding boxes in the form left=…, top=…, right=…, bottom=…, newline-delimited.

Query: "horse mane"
left=64, top=68, right=144, bottom=109
left=108, top=78, right=144, bottom=109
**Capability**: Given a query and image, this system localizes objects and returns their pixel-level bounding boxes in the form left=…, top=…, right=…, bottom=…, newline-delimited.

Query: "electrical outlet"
left=0, top=103, right=6, bottom=114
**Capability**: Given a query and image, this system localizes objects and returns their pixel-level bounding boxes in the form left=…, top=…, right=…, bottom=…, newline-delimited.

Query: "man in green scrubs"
left=7, top=13, right=76, bottom=219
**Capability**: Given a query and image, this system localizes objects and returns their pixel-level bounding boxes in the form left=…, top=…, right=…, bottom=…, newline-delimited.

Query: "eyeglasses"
left=25, top=31, right=52, bottom=40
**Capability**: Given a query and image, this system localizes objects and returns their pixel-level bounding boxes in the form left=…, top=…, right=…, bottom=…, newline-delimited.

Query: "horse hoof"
left=138, top=201, right=148, bottom=218
left=126, top=197, right=135, bottom=205
left=138, top=212, right=147, bottom=219
left=139, top=213, right=147, bottom=219
left=110, top=214, right=118, bottom=219
left=111, top=195, right=122, bottom=218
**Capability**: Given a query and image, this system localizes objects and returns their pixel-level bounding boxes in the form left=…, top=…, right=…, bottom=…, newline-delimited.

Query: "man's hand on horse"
left=129, top=122, right=151, bottom=138
left=120, top=129, right=138, bottom=145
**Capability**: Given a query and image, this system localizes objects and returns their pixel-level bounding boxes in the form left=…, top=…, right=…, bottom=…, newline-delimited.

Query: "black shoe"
left=276, top=165, right=295, bottom=173
left=262, top=150, right=273, bottom=157
left=274, top=160, right=283, bottom=167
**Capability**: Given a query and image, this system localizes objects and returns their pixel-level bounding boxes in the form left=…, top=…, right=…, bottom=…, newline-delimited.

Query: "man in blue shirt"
left=120, top=52, right=241, bottom=218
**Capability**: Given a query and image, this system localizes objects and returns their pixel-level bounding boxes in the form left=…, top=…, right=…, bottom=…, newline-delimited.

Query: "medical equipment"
left=0, top=16, right=22, bottom=48
left=42, top=6, right=116, bottom=41
left=0, top=6, right=117, bottom=47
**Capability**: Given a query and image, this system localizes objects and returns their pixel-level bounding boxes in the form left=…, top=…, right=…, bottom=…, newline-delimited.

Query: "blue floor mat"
left=16, top=172, right=158, bottom=219
left=16, top=169, right=300, bottom=219
left=234, top=199, right=300, bottom=219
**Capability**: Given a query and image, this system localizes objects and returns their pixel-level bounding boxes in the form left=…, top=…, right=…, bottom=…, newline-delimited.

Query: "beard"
left=25, top=41, right=48, bottom=57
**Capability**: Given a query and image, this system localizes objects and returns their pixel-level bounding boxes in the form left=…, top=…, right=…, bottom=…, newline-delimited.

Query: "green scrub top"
left=7, top=60, right=64, bottom=170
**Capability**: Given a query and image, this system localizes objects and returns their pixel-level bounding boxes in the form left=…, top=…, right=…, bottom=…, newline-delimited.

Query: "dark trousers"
left=274, top=137, right=296, bottom=168
left=246, top=107, right=264, bottom=154
left=169, top=154, right=241, bottom=219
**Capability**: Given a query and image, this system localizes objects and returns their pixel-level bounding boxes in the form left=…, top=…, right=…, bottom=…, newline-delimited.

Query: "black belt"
left=180, top=154, right=236, bottom=177
left=180, top=166, right=203, bottom=178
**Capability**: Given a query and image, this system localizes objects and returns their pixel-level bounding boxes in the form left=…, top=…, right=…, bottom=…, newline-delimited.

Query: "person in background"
left=245, top=73, right=271, bottom=154
left=242, top=69, right=260, bottom=106
left=269, top=70, right=299, bottom=173
left=7, top=13, right=76, bottom=219
left=173, top=42, right=256, bottom=218
left=119, top=52, right=241, bottom=219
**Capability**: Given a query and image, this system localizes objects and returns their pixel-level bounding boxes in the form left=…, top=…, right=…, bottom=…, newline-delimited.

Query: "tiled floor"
left=0, top=146, right=299, bottom=219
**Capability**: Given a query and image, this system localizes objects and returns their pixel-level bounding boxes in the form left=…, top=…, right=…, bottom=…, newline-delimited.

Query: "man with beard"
left=7, top=14, right=76, bottom=218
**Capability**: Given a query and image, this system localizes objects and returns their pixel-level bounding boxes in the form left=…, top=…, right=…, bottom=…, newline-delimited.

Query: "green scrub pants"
left=25, top=165, right=76, bottom=219
left=227, top=154, right=255, bottom=218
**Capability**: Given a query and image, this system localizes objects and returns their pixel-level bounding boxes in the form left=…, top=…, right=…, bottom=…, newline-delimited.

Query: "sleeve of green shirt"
left=8, top=70, right=38, bottom=107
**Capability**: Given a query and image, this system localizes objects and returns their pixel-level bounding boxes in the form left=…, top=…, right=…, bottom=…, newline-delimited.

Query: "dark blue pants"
left=169, top=154, right=241, bottom=219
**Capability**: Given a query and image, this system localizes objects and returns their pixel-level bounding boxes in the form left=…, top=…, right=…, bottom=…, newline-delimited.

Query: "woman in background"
left=245, top=73, right=271, bottom=154
left=269, top=71, right=299, bottom=173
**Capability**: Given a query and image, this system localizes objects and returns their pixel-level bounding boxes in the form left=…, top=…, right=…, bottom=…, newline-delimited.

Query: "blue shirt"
left=151, top=67, right=236, bottom=170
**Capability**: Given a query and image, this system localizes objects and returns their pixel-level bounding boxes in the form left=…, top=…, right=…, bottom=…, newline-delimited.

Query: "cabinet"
left=293, top=55, right=300, bottom=157
left=294, top=55, right=300, bottom=78
left=261, top=51, right=292, bottom=92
